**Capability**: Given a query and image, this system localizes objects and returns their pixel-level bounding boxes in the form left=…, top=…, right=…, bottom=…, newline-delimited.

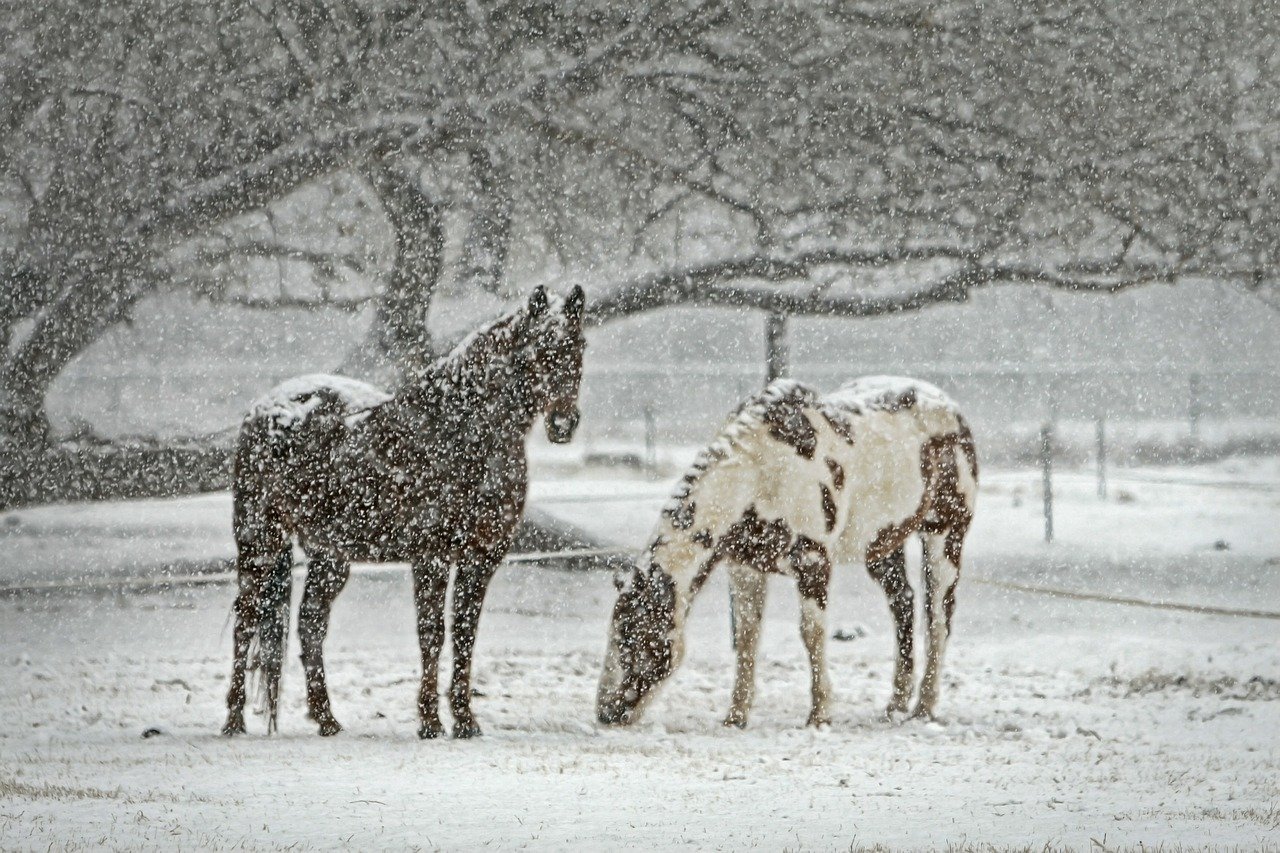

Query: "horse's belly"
left=293, top=482, right=524, bottom=562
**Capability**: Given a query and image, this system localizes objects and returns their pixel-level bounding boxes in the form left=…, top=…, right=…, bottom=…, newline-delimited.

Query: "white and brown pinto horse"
left=224, top=286, right=585, bottom=739
left=598, top=376, right=977, bottom=728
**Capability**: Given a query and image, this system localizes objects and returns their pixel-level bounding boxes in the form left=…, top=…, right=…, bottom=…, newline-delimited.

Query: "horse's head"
left=520, top=285, right=586, bottom=444
left=597, top=559, right=681, bottom=726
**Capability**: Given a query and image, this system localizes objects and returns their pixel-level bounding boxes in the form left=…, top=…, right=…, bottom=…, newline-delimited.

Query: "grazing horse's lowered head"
left=597, top=556, right=683, bottom=726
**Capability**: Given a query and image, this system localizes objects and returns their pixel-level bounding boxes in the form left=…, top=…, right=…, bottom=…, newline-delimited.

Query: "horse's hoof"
left=806, top=714, right=832, bottom=729
left=882, top=704, right=909, bottom=723
left=452, top=721, right=483, bottom=739
left=908, top=707, right=936, bottom=722
left=222, top=718, right=246, bottom=736
left=722, top=713, right=748, bottom=730
left=317, top=719, right=343, bottom=737
left=418, top=721, right=445, bottom=740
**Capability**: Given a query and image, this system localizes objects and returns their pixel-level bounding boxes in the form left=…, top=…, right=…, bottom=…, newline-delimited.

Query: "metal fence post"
left=1041, top=423, right=1054, bottom=543
left=1096, top=414, right=1107, bottom=500
left=643, top=404, right=657, bottom=473
left=1189, top=373, right=1202, bottom=442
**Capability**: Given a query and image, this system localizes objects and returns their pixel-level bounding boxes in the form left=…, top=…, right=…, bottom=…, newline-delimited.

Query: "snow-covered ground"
left=2, top=457, right=1278, bottom=849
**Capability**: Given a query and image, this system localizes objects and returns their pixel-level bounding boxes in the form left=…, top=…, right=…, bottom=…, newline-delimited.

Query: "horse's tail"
left=253, top=546, right=293, bottom=734
left=232, top=413, right=293, bottom=733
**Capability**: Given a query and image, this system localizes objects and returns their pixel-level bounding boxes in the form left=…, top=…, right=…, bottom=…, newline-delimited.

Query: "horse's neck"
left=381, top=341, right=537, bottom=442
left=653, top=460, right=753, bottom=615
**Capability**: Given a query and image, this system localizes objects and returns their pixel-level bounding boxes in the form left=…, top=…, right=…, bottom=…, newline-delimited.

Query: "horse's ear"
left=565, top=285, right=585, bottom=318
left=528, top=286, right=549, bottom=317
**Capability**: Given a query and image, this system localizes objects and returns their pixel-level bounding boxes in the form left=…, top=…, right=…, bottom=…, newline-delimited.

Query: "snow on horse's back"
left=247, top=374, right=391, bottom=436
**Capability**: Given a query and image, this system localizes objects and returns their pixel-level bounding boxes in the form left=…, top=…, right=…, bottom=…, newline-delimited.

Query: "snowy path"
left=1, top=459, right=1278, bottom=849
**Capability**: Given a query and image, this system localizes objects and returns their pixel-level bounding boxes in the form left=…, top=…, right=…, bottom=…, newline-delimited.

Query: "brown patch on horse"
left=717, top=505, right=794, bottom=573
left=761, top=398, right=816, bottom=459
left=869, top=387, right=918, bottom=413
left=943, top=583, right=959, bottom=634
left=664, top=499, right=696, bottom=530
left=956, top=415, right=979, bottom=481
left=819, top=484, right=837, bottom=533
left=820, top=410, right=857, bottom=445
left=825, top=457, right=845, bottom=490
left=866, top=430, right=971, bottom=565
left=790, top=536, right=832, bottom=608
left=601, top=563, right=678, bottom=721
left=710, top=506, right=832, bottom=606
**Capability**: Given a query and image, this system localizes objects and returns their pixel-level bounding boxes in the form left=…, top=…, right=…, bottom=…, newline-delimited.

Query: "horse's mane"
left=431, top=311, right=524, bottom=391
left=368, top=293, right=581, bottom=437
left=377, top=298, right=547, bottom=419
left=427, top=292, right=575, bottom=390
left=663, top=378, right=820, bottom=517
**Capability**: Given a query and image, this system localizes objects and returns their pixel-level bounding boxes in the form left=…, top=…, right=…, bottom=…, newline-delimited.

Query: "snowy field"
left=2, top=457, right=1278, bottom=850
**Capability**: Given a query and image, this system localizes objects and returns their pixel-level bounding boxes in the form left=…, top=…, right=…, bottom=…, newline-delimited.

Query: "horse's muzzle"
left=545, top=408, right=580, bottom=444
left=596, top=700, right=633, bottom=727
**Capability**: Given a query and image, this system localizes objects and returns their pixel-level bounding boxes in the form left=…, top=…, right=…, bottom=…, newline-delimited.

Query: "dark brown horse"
left=223, top=285, right=585, bottom=739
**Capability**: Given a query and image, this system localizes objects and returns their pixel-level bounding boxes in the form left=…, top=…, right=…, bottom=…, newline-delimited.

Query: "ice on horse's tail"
left=250, top=549, right=293, bottom=734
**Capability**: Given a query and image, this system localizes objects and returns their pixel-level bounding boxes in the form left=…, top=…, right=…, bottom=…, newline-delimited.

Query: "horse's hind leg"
left=299, top=553, right=351, bottom=736
left=411, top=557, right=449, bottom=739
left=724, top=562, right=766, bottom=729
left=916, top=525, right=967, bottom=719
left=223, top=558, right=260, bottom=735
left=866, top=544, right=914, bottom=718
left=448, top=555, right=501, bottom=739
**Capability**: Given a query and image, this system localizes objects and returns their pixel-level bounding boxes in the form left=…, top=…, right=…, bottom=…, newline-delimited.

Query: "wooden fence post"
left=765, top=311, right=788, bottom=383
left=1041, top=423, right=1054, bottom=543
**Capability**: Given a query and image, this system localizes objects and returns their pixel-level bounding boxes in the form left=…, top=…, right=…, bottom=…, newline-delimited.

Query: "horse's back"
left=822, top=375, right=974, bottom=469
left=246, top=374, right=391, bottom=434
left=233, top=375, right=391, bottom=534
left=826, top=375, right=962, bottom=423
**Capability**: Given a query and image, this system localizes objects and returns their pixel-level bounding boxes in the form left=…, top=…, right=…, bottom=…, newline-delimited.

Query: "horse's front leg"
left=411, top=557, right=450, bottom=739
left=448, top=554, right=501, bottom=739
left=724, top=562, right=767, bottom=729
left=298, top=553, right=350, bottom=736
left=794, top=539, right=834, bottom=728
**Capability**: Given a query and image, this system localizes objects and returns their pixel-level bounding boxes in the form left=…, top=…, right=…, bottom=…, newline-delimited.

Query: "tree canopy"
left=3, top=0, right=1278, bottom=445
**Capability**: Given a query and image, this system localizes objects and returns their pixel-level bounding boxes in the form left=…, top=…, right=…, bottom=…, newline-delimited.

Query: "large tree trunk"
left=1, top=242, right=148, bottom=450
left=342, top=163, right=445, bottom=384
left=457, top=145, right=512, bottom=296
left=0, top=166, right=448, bottom=509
